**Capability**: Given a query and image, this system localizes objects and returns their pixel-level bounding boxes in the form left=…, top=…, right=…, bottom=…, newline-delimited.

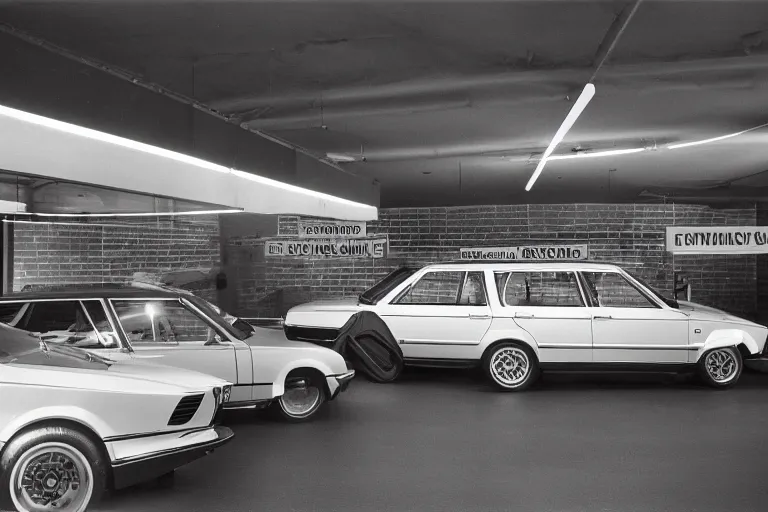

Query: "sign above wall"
left=266, top=237, right=387, bottom=259
left=460, top=244, right=588, bottom=261
left=297, top=219, right=367, bottom=238
left=666, top=226, right=768, bottom=254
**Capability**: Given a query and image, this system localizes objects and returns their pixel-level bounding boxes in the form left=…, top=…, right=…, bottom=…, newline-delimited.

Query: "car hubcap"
left=11, top=443, right=93, bottom=512
left=490, top=347, right=530, bottom=386
left=705, top=349, right=738, bottom=382
left=280, top=384, right=322, bottom=417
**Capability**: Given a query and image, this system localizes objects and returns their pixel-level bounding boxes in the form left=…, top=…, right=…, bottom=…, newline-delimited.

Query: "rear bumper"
left=110, top=425, right=234, bottom=489
left=327, top=369, right=355, bottom=400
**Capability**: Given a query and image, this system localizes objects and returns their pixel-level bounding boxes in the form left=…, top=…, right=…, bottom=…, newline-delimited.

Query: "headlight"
left=222, top=385, right=232, bottom=403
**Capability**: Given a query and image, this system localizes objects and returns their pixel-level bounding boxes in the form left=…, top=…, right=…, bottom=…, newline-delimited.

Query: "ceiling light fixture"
left=525, top=83, right=596, bottom=191
left=325, top=153, right=359, bottom=163
left=11, top=209, right=243, bottom=218
left=667, top=121, right=768, bottom=150
left=547, top=147, right=647, bottom=161
left=0, top=103, right=378, bottom=214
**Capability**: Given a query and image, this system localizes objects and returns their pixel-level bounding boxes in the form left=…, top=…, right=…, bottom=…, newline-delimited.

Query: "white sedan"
left=0, top=285, right=354, bottom=422
left=284, top=262, right=768, bottom=390
left=0, top=323, right=233, bottom=512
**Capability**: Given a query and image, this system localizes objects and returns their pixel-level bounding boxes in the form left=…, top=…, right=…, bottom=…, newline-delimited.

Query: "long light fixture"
left=667, top=121, right=768, bottom=150
left=11, top=209, right=242, bottom=218
left=525, top=83, right=596, bottom=191
left=547, top=147, right=647, bottom=161
left=0, top=104, right=377, bottom=212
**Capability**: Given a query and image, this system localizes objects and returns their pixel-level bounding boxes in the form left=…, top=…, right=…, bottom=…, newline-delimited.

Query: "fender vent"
left=168, top=394, right=204, bottom=426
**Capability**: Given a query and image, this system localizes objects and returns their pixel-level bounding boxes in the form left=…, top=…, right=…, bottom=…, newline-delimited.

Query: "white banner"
left=459, top=244, right=588, bottom=261
left=297, top=219, right=367, bottom=238
left=666, top=226, right=768, bottom=254
left=266, top=237, right=387, bottom=259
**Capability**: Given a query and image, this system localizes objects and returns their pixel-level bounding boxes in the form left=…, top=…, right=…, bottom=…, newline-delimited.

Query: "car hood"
left=677, top=300, right=765, bottom=328
left=287, top=297, right=362, bottom=314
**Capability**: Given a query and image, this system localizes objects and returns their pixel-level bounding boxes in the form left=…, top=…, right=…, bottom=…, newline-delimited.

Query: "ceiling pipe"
left=0, top=22, right=354, bottom=176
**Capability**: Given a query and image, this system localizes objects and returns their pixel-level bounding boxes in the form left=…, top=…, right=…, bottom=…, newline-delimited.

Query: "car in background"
left=284, top=261, right=768, bottom=390
left=0, top=322, right=233, bottom=512
left=0, top=286, right=354, bottom=422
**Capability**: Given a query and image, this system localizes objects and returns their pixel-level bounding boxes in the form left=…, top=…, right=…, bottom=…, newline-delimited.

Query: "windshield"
left=359, top=267, right=417, bottom=305
left=624, top=269, right=678, bottom=308
left=186, top=296, right=249, bottom=341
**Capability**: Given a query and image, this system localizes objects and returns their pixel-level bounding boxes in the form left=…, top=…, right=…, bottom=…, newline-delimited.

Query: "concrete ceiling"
left=2, top=0, right=768, bottom=207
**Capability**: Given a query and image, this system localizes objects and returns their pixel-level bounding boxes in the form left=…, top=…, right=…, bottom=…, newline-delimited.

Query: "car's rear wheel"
left=483, top=342, right=540, bottom=391
left=273, top=372, right=327, bottom=422
left=699, top=346, right=743, bottom=388
left=1, top=426, right=107, bottom=512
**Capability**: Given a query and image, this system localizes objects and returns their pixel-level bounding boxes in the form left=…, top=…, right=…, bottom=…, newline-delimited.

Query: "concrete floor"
left=99, top=368, right=768, bottom=512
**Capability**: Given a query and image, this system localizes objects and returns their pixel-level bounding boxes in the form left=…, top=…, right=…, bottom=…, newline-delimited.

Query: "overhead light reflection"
left=547, top=147, right=647, bottom=161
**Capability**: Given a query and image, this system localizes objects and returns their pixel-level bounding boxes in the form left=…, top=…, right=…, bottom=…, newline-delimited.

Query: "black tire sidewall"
left=0, top=426, right=107, bottom=511
left=698, top=346, right=743, bottom=388
left=483, top=342, right=540, bottom=391
left=273, top=377, right=327, bottom=423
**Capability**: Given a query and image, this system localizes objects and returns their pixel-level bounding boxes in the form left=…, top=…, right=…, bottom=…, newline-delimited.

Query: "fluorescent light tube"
left=547, top=147, right=646, bottom=161
left=525, top=83, right=596, bottom=191
left=668, top=121, right=768, bottom=150
left=12, top=209, right=242, bottom=218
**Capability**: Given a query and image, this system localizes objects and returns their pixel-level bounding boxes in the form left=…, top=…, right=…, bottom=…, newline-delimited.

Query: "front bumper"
left=110, top=425, right=234, bottom=489
left=327, top=369, right=355, bottom=400
left=745, top=355, right=768, bottom=373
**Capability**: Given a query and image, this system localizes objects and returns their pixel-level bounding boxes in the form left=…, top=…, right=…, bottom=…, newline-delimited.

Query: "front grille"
left=168, top=394, right=205, bottom=426
left=284, top=325, right=339, bottom=345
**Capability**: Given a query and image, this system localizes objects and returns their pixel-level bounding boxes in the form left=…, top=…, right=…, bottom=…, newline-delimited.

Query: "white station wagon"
left=284, top=261, right=768, bottom=390
left=0, top=322, right=233, bottom=512
left=0, top=286, right=354, bottom=423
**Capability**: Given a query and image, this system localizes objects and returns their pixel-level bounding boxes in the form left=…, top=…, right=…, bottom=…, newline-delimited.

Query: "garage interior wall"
left=12, top=216, right=221, bottom=302
left=9, top=203, right=761, bottom=321
left=228, top=203, right=758, bottom=320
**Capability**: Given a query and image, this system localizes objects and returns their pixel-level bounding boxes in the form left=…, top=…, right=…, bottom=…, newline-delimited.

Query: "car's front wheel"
left=699, top=346, right=743, bottom=388
left=273, top=372, right=327, bottom=422
left=1, top=426, right=107, bottom=512
left=483, top=342, right=540, bottom=391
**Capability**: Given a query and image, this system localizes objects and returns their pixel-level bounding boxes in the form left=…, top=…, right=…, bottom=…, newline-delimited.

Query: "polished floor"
left=100, top=367, right=768, bottom=512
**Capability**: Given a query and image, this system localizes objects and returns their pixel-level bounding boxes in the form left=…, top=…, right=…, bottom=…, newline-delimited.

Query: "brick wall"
left=226, top=204, right=758, bottom=319
left=12, top=217, right=221, bottom=298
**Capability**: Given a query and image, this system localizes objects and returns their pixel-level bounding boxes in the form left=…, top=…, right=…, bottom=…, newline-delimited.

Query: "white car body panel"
left=285, top=262, right=768, bottom=368
left=0, top=325, right=233, bottom=490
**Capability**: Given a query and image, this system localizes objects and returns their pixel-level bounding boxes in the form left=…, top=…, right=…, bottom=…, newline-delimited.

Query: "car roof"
left=0, top=286, right=184, bottom=301
left=422, top=260, right=623, bottom=271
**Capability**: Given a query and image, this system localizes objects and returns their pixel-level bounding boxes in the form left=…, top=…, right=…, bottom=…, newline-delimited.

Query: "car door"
left=580, top=271, right=690, bottom=363
left=376, top=270, right=493, bottom=359
left=495, top=270, right=593, bottom=363
left=109, top=298, right=239, bottom=383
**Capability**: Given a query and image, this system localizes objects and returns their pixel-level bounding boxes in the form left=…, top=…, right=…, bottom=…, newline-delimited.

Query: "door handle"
left=592, top=315, right=612, bottom=320
left=515, top=313, right=534, bottom=319
left=469, top=314, right=491, bottom=320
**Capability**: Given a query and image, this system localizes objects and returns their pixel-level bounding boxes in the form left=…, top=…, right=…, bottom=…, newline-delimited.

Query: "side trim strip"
left=539, top=344, right=699, bottom=351
left=400, top=340, right=478, bottom=346
left=104, top=426, right=210, bottom=443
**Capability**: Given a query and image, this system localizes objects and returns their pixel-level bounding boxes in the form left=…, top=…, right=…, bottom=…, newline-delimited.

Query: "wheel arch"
left=695, top=329, right=759, bottom=363
left=480, top=338, right=540, bottom=364
left=272, top=359, right=334, bottom=397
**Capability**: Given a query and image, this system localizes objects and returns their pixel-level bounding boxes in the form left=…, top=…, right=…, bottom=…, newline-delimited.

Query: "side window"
left=112, top=300, right=217, bottom=344
left=396, top=271, right=464, bottom=305
left=581, top=272, right=657, bottom=308
left=0, top=303, right=25, bottom=324
left=14, top=300, right=118, bottom=349
left=458, top=272, right=488, bottom=306
left=499, top=271, right=584, bottom=307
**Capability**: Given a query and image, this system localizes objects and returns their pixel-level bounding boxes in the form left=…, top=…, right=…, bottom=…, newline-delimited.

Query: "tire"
left=0, top=426, right=108, bottom=512
left=483, top=342, right=540, bottom=391
left=698, top=346, right=743, bottom=389
left=272, top=372, right=327, bottom=423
